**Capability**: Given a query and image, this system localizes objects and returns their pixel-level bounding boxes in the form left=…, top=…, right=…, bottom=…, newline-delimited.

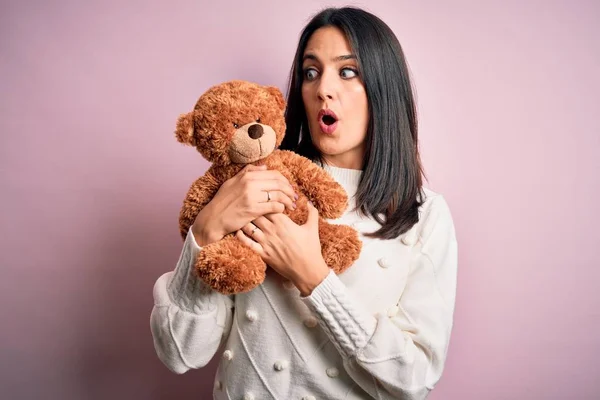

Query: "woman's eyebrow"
left=333, top=54, right=356, bottom=61
left=302, top=53, right=357, bottom=63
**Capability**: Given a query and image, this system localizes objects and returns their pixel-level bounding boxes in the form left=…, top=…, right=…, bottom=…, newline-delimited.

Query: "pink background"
left=2, top=0, right=599, bottom=399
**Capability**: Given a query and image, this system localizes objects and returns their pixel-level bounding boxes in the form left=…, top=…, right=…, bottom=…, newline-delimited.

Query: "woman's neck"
left=321, top=153, right=364, bottom=170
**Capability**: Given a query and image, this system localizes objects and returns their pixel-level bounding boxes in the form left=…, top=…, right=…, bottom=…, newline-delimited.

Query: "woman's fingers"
left=251, top=216, right=274, bottom=234
left=262, top=178, right=297, bottom=203
left=260, top=189, right=296, bottom=211
left=237, top=171, right=296, bottom=212
left=244, top=179, right=296, bottom=211
left=247, top=170, right=297, bottom=201
left=255, top=201, right=286, bottom=216
left=236, top=229, right=264, bottom=255
left=241, top=164, right=267, bottom=174
left=235, top=166, right=299, bottom=221
left=241, top=223, right=265, bottom=242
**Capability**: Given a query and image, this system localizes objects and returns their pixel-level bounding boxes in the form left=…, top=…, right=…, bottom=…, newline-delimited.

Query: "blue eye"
left=304, top=68, right=318, bottom=81
left=341, top=68, right=358, bottom=79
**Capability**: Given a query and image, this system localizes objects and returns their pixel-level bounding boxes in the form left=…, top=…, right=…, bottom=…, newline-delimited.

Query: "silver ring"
left=266, top=191, right=271, bottom=202
left=251, top=226, right=258, bottom=236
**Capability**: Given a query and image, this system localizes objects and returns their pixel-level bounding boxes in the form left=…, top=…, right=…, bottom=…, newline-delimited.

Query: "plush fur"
left=175, top=80, right=362, bottom=294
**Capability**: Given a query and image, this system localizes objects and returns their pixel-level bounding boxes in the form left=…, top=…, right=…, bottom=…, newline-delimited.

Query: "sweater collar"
left=322, top=163, right=362, bottom=204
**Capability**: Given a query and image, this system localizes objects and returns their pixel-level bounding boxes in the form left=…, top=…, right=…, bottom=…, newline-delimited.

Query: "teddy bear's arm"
left=277, top=150, right=348, bottom=219
left=178, top=168, right=225, bottom=240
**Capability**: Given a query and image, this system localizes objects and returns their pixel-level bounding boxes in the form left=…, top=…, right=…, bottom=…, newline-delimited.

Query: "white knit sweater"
left=150, top=165, right=458, bottom=400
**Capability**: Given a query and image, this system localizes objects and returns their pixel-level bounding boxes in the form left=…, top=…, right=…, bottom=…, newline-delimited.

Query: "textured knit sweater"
left=150, top=164, right=458, bottom=400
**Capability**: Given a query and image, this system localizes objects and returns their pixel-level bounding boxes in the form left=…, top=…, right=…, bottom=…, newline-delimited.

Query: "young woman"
left=151, top=7, right=458, bottom=400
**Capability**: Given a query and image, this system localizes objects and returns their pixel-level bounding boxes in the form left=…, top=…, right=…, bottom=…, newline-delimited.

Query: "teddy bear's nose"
left=248, top=124, right=264, bottom=139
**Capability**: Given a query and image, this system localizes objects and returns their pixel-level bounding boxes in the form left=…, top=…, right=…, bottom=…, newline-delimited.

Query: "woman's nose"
left=317, top=74, right=335, bottom=101
left=318, top=91, right=333, bottom=101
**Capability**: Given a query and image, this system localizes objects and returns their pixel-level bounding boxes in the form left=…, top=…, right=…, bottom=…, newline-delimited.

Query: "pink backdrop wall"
left=2, top=0, right=599, bottom=399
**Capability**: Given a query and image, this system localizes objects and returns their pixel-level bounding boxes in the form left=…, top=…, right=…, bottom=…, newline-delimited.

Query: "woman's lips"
left=317, top=109, right=338, bottom=135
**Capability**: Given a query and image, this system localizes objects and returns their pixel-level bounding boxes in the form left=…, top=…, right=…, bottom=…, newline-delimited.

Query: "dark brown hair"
left=280, top=6, right=427, bottom=239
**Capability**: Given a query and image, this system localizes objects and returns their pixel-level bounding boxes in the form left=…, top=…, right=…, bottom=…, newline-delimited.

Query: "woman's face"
left=301, top=26, right=369, bottom=170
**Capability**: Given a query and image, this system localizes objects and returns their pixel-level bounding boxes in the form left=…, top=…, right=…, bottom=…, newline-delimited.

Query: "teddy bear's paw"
left=196, top=236, right=267, bottom=295
left=313, top=185, right=348, bottom=219
left=319, top=223, right=363, bottom=275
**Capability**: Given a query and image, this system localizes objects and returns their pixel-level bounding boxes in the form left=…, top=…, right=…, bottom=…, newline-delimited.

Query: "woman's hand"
left=192, top=164, right=298, bottom=246
left=236, top=201, right=330, bottom=296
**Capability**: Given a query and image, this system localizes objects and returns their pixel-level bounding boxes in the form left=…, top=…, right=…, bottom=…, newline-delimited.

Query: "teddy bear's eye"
left=233, top=123, right=239, bottom=129
left=256, top=118, right=261, bottom=123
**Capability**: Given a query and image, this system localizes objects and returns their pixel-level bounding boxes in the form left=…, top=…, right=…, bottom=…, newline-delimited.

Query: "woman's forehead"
left=303, top=26, right=353, bottom=60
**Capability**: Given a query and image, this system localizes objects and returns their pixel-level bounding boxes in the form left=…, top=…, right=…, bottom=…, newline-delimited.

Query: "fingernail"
left=293, top=202, right=297, bottom=209
left=294, top=193, right=299, bottom=200
left=308, top=201, right=313, bottom=206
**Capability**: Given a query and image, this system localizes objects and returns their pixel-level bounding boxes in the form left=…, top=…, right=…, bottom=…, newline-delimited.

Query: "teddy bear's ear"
left=175, top=111, right=196, bottom=145
left=266, top=86, right=286, bottom=112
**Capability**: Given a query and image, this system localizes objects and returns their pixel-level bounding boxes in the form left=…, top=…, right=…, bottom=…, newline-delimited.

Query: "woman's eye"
left=233, top=123, right=239, bottom=128
left=341, top=68, right=358, bottom=79
left=304, top=68, right=318, bottom=81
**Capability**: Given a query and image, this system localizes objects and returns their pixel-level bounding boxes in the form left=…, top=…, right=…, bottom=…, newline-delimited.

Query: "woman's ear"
left=175, top=111, right=196, bottom=145
left=266, top=86, right=286, bottom=112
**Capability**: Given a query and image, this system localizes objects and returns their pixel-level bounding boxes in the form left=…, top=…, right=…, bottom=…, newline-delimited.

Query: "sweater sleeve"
left=301, top=195, right=458, bottom=399
left=150, top=227, right=235, bottom=374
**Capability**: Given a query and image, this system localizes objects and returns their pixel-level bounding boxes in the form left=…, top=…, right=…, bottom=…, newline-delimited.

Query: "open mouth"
left=322, top=114, right=336, bottom=125
left=318, top=109, right=338, bottom=134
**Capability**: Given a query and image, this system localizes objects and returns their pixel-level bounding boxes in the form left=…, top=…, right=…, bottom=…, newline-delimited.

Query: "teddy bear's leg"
left=195, top=234, right=266, bottom=294
left=318, top=219, right=363, bottom=275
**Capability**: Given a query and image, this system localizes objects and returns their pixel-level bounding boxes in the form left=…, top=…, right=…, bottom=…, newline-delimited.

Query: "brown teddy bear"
left=174, top=80, right=362, bottom=294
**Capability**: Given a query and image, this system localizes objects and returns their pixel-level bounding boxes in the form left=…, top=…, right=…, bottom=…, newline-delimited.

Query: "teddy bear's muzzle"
left=229, top=122, right=277, bottom=164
